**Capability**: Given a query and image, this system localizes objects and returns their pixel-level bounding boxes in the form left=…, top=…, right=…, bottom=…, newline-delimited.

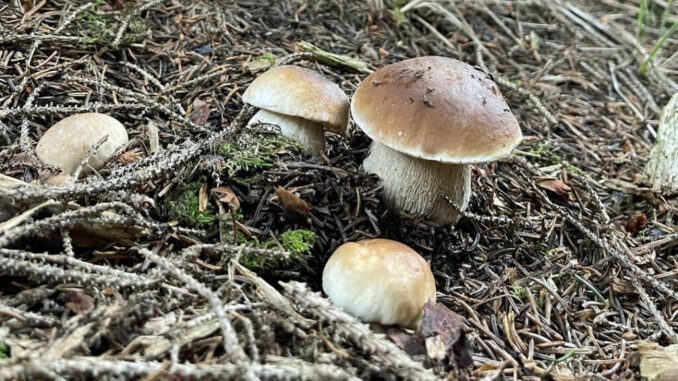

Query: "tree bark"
left=644, top=92, right=678, bottom=195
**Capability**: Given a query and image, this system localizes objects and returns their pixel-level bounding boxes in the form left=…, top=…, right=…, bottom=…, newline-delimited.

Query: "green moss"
left=279, top=230, right=316, bottom=255
left=218, top=132, right=300, bottom=184
left=0, top=342, right=7, bottom=358
left=257, top=52, right=276, bottom=65
left=76, top=4, right=149, bottom=47
left=392, top=0, right=409, bottom=25
left=167, top=183, right=216, bottom=229
left=237, top=229, right=316, bottom=271
left=510, top=284, right=527, bottom=301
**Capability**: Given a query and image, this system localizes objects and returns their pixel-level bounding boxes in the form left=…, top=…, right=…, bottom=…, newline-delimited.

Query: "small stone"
left=35, top=113, right=129, bottom=177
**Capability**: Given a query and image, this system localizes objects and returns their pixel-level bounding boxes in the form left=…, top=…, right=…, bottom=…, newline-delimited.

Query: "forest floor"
left=1, top=0, right=677, bottom=380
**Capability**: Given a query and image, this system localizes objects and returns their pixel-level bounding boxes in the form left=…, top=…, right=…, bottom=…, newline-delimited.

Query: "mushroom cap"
left=351, top=56, right=522, bottom=164
left=35, top=113, right=128, bottom=176
left=322, top=238, right=436, bottom=329
left=242, top=65, right=350, bottom=134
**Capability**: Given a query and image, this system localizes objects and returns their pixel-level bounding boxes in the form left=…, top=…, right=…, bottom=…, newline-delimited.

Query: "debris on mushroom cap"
left=242, top=65, right=350, bottom=134
left=322, top=238, right=436, bottom=329
left=35, top=113, right=129, bottom=176
left=351, top=56, right=522, bottom=164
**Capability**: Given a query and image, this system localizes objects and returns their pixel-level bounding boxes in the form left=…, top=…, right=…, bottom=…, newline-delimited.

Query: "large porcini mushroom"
left=242, top=65, right=350, bottom=156
left=322, top=239, right=436, bottom=329
left=351, top=56, right=522, bottom=224
left=35, top=113, right=129, bottom=177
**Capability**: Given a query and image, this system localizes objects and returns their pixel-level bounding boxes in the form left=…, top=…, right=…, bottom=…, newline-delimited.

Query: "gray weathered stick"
left=644, top=92, right=678, bottom=195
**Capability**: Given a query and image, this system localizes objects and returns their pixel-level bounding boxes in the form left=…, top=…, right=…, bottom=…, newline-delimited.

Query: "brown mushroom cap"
left=322, top=238, right=436, bottom=329
left=351, top=56, right=522, bottom=164
left=242, top=65, right=349, bottom=134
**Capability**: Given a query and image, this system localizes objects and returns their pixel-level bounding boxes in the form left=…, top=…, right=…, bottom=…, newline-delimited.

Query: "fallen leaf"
left=625, top=213, right=648, bottom=235
left=41, top=172, right=72, bottom=186
left=9, top=152, right=40, bottom=165
left=419, top=302, right=472, bottom=369
left=190, top=99, right=212, bottom=124
left=388, top=302, right=471, bottom=370
left=275, top=186, right=310, bottom=220
left=64, top=291, right=95, bottom=314
left=119, top=151, right=142, bottom=164
left=378, top=47, right=390, bottom=60
left=212, top=186, right=240, bottom=209
left=610, top=278, right=636, bottom=294
left=386, top=327, right=426, bottom=356
left=23, top=0, right=33, bottom=11
left=198, top=184, right=208, bottom=212
left=537, top=178, right=571, bottom=197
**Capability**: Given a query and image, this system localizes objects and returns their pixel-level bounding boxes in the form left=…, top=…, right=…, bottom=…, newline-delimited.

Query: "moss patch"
left=257, top=52, right=276, bottom=65
left=238, top=229, right=316, bottom=271
left=76, top=2, right=149, bottom=46
left=218, top=130, right=300, bottom=184
left=167, top=183, right=216, bottom=230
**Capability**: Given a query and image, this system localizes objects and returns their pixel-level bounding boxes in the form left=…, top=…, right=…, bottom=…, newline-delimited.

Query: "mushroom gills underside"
left=362, top=141, right=471, bottom=225
left=246, top=109, right=325, bottom=156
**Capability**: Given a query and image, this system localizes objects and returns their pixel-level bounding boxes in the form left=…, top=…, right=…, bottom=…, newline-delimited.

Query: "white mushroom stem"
left=246, top=109, right=325, bottom=156
left=362, top=142, right=470, bottom=225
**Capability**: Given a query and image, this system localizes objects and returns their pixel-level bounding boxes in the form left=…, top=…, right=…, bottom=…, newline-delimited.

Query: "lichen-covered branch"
left=281, top=281, right=438, bottom=381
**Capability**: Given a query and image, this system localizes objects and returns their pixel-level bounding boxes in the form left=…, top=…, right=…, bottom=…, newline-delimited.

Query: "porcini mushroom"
left=322, top=239, right=436, bottom=329
left=242, top=65, right=350, bottom=156
left=35, top=113, right=129, bottom=177
left=351, top=56, right=522, bottom=224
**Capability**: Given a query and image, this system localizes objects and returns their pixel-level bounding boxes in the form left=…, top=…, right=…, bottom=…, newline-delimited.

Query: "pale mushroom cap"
left=322, top=239, right=436, bottom=329
left=351, top=56, right=522, bottom=164
left=35, top=113, right=128, bottom=176
left=242, top=65, right=350, bottom=134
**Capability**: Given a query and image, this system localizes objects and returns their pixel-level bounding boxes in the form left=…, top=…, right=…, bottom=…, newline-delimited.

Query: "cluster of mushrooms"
left=32, top=56, right=522, bottom=332
left=244, top=56, right=522, bottom=331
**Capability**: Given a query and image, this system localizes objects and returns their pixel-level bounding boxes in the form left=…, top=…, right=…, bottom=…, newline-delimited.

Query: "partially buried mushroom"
left=322, top=239, right=436, bottom=330
left=242, top=65, right=350, bottom=156
left=351, top=56, right=522, bottom=225
left=35, top=113, right=129, bottom=178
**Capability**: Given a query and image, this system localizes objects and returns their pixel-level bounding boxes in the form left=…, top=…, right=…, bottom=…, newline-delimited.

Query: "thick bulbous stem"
left=362, top=142, right=471, bottom=225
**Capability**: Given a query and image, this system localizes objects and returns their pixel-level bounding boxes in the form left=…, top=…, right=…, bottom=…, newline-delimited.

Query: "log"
left=644, top=92, right=678, bottom=195
left=639, top=342, right=678, bottom=381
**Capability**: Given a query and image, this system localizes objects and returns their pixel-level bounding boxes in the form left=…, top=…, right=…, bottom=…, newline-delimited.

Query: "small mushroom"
left=35, top=113, right=129, bottom=177
left=322, top=239, right=436, bottom=329
left=242, top=65, right=350, bottom=156
left=351, top=56, right=522, bottom=224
